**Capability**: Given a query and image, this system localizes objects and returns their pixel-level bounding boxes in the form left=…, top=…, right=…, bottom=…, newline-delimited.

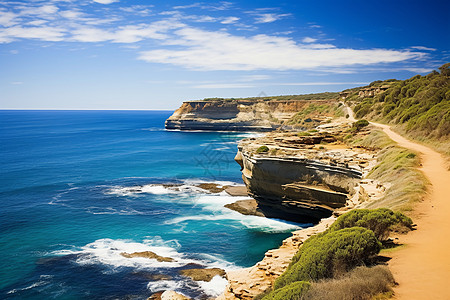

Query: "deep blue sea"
left=0, top=110, right=306, bottom=299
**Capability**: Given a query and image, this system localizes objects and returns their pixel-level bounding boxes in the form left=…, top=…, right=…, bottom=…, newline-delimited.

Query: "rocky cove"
left=157, top=97, right=392, bottom=300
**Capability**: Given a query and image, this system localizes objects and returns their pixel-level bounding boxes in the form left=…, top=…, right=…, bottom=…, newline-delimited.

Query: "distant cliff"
left=165, top=96, right=340, bottom=131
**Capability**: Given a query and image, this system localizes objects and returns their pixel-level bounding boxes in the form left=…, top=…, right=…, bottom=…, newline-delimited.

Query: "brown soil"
left=370, top=122, right=450, bottom=299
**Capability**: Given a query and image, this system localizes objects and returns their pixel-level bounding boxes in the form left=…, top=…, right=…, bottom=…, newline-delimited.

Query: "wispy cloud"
left=138, top=27, right=424, bottom=71
left=0, top=0, right=431, bottom=74
left=221, top=16, right=239, bottom=24
left=410, top=46, right=436, bottom=51
left=254, top=13, right=290, bottom=23
left=302, top=37, right=317, bottom=43
left=93, top=0, right=118, bottom=5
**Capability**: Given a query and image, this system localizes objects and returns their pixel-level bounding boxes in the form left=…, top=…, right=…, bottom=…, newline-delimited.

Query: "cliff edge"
left=165, top=98, right=339, bottom=131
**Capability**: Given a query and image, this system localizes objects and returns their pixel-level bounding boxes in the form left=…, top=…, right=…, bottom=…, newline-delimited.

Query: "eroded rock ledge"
left=232, top=128, right=377, bottom=223
left=165, top=99, right=336, bottom=131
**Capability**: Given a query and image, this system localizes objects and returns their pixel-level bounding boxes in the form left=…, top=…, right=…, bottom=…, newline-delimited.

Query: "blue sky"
left=0, top=0, right=449, bottom=109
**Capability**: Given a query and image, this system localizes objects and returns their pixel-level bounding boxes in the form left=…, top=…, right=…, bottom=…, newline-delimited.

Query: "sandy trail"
left=344, top=104, right=450, bottom=298
left=370, top=122, right=450, bottom=299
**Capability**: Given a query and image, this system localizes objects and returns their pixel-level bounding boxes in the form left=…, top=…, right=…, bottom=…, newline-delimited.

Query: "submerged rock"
left=120, top=251, right=174, bottom=262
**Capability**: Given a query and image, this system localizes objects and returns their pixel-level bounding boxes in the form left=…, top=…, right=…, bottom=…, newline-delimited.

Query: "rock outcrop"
left=120, top=251, right=174, bottom=262
left=165, top=99, right=336, bottom=131
left=179, top=268, right=227, bottom=282
left=232, top=129, right=377, bottom=223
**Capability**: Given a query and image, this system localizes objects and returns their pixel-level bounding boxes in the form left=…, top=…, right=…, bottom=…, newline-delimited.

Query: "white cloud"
left=71, top=27, right=112, bottom=42
left=254, top=13, right=290, bottom=23
left=302, top=37, right=317, bottom=43
left=71, top=21, right=184, bottom=43
left=0, top=26, right=66, bottom=43
left=20, top=5, right=59, bottom=16
left=0, top=11, right=18, bottom=27
left=410, top=46, right=436, bottom=51
left=10, top=81, right=23, bottom=85
left=60, top=10, right=84, bottom=19
left=138, top=27, right=423, bottom=71
left=93, top=0, right=118, bottom=4
left=221, top=16, right=239, bottom=24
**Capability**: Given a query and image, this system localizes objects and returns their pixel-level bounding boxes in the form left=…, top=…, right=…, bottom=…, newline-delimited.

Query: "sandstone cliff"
left=165, top=99, right=337, bottom=131
left=232, top=127, right=378, bottom=223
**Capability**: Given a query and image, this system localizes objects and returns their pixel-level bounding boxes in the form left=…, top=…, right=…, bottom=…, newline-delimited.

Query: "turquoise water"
left=0, top=110, right=307, bottom=299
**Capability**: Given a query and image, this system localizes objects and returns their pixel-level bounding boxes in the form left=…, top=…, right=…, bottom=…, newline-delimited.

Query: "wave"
left=52, top=238, right=190, bottom=271
left=197, top=275, right=229, bottom=298
left=7, top=275, right=53, bottom=295
left=105, top=179, right=241, bottom=197
left=50, top=237, right=235, bottom=298
left=165, top=192, right=302, bottom=233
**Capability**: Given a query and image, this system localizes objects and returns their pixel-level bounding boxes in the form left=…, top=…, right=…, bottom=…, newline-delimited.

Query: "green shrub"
left=275, top=227, right=381, bottom=289
left=256, top=145, right=269, bottom=153
left=352, top=119, right=370, bottom=131
left=262, top=281, right=311, bottom=300
left=328, top=208, right=413, bottom=241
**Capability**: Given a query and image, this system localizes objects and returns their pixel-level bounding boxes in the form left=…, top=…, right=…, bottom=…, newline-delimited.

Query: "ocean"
left=0, top=110, right=307, bottom=299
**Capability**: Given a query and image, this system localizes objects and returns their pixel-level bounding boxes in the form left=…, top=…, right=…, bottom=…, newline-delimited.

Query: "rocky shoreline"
left=158, top=101, right=390, bottom=300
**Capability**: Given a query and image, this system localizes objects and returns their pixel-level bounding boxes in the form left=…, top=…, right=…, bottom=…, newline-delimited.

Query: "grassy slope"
left=343, top=64, right=450, bottom=158
left=346, top=128, right=428, bottom=212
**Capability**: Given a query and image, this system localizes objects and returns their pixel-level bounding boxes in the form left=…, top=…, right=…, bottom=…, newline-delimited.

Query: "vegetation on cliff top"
left=344, top=63, right=450, bottom=155
left=201, top=92, right=339, bottom=102
left=261, top=208, right=410, bottom=300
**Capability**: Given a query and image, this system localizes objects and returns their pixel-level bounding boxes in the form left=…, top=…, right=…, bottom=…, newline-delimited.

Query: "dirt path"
left=343, top=102, right=450, bottom=298
left=368, top=122, right=450, bottom=299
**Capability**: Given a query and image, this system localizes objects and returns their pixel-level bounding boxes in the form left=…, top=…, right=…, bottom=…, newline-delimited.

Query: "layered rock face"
left=165, top=99, right=334, bottom=131
left=235, top=149, right=362, bottom=222
left=232, top=126, right=378, bottom=223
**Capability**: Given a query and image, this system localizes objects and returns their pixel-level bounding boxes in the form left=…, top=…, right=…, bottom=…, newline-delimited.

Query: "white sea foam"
left=7, top=275, right=52, bottom=294
left=197, top=275, right=229, bottom=297
left=165, top=192, right=301, bottom=233
left=105, top=179, right=241, bottom=197
left=146, top=280, right=185, bottom=293
left=52, top=238, right=194, bottom=271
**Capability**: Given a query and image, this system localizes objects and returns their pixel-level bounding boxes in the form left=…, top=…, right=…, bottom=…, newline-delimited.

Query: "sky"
left=0, top=0, right=449, bottom=110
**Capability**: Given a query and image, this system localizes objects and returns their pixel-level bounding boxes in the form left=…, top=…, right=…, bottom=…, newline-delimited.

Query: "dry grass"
left=350, top=129, right=428, bottom=212
left=303, top=265, right=395, bottom=300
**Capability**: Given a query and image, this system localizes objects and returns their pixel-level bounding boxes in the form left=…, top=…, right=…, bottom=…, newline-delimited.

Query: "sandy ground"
left=371, top=122, right=450, bottom=299
left=344, top=103, right=450, bottom=298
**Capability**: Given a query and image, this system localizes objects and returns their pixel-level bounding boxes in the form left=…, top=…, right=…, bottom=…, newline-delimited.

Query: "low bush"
left=262, top=281, right=311, bottom=300
left=328, top=208, right=413, bottom=241
left=275, top=227, right=381, bottom=289
left=352, top=119, right=370, bottom=132
left=256, top=145, right=269, bottom=153
left=303, top=265, right=395, bottom=300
